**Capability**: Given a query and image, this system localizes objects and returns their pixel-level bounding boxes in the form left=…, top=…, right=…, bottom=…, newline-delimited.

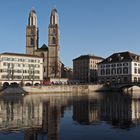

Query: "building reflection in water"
left=73, top=92, right=140, bottom=129
left=0, top=92, right=140, bottom=139
left=73, top=94, right=101, bottom=125
left=100, top=93, right=132, bottom=129
left=0, top=94, right=72, bottom=140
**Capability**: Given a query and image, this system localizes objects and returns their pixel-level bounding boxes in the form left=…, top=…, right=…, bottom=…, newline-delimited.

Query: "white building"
left=98, top=51, right=140, bottom=83
left=0, top=52, right=43, bottom=85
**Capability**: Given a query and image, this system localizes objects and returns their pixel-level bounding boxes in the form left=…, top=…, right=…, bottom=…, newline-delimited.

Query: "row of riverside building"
left=73, top=51, right=140, bottom=84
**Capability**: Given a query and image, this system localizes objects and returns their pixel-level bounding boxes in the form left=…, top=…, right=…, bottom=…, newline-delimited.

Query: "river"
left=0, top=91, right=140, bottom=140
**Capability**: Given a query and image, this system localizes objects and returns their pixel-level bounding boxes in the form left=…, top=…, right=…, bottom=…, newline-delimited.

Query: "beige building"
left=98, top=51, right=140, bottom=83
left=26, top=9, right=61, bottom=79
left=0, top=53, right=43, bottom=85
left=73, top=55, right=104, bottom=83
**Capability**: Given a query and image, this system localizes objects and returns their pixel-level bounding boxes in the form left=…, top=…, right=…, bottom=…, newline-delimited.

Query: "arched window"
left=134, top=77, right=137, bottom=83
left=52, top=37, right=56, bottom=44
left=123, top=67, right=128, bottom=74
left=106, top=69, right=110, bottom=75
left=117, top=68, right=122, bottom=74
left=134, top=68, right=137, bottom=74
left=101, top=69, right=105, bottom=75
left=111, top=68, right=116, bottom=75
left=31, top=38, right=34, bottom=45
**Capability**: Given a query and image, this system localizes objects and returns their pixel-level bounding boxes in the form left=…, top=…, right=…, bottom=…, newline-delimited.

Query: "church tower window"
left=52, top=37, right=56, bottom=44
left=31, top=38, right=34, bottom=46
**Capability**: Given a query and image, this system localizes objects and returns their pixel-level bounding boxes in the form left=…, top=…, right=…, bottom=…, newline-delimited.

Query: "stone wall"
left=23, top=84, right=107, bottom=94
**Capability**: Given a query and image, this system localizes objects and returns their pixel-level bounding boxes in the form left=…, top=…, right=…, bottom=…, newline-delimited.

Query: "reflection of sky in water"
left=0, top=132, right=24, bottom=140
left=0, top=92, right=139, bottom=140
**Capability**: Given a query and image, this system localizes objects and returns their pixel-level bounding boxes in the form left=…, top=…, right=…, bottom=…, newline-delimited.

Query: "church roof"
left=36, top=44, right=48, bottom=51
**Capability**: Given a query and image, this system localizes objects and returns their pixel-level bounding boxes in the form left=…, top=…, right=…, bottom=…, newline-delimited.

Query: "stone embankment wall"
left=23, top=84, right=108, bottom=94
left=123, top=86, right=140, bottom=93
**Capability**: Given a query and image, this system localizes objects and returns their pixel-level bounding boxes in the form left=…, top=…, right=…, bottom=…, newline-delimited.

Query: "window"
left=18, top=64, right=21, bottom=67
left=106, top=65, right=110, bottom=68
left=101, top=69, right=105, bottom=75
left=34, top=76, right=40, bottom=79
left=3, top=62, right=7, bottom=66
left=117, top=63, right=122, bottom=67
left=117, top=68, right=122, bottom=74
left=52, top=37, right=56, bottom=44
left=111, top=64, right=116, bottom=67
left=106, top=69, right=110, bottom=75
left=134, top=77, right=137, bottom=82
left=2, top=75, right=7, bottom=79
left=138, top=68, right=140, bottom=74
left=134, top=68, right=137, bottom=74
left=31, top=38, right=34, bottom=45
left=123, top=63, right=128, bottom=66
left=35, top=70, right=40, bottom=74
left=17, top=70, right=22, bottom=73
left=111, top=68, right=116, bottom=75
left=123, top=67, right=128, bottom=74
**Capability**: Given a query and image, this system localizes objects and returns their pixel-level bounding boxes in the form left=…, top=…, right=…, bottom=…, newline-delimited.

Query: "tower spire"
left=50, top=8, right=59, bottom=26
left=28, top=8, right=38, bottom=27
left=26, top=9, right=39, bottom=55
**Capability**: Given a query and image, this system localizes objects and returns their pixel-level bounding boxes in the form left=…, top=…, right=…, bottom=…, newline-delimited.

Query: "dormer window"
left=108, top=57, right=112, bottom=62
left=117, top=53, right=120, bottom=57
left=135, top=56, right=138, bottom=61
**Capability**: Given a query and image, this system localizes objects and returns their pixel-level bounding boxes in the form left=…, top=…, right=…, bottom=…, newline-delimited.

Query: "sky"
left=0, top=0, right=140, bottom=67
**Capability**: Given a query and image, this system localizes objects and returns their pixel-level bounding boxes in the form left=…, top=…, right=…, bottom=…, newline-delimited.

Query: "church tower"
left=48, top=9, right=61, bottom=78
left=26, top=9, right=39, bottom=55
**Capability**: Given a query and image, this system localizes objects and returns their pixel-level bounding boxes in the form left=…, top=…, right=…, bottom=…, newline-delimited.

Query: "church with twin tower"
left=26, top=8, right=61, bottom=80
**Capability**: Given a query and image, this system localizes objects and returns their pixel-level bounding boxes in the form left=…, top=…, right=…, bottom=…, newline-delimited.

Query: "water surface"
left=0, top=92, right=140, bottom=140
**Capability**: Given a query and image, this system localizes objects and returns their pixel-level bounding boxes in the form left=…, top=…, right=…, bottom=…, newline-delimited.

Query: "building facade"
left=98, top=51, right=140, bottom=83
left=26, top=9, right=61, bottom=79
left=73, top=55, right=104, bottom=83
left=0, top=53, right=43, bottom=85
